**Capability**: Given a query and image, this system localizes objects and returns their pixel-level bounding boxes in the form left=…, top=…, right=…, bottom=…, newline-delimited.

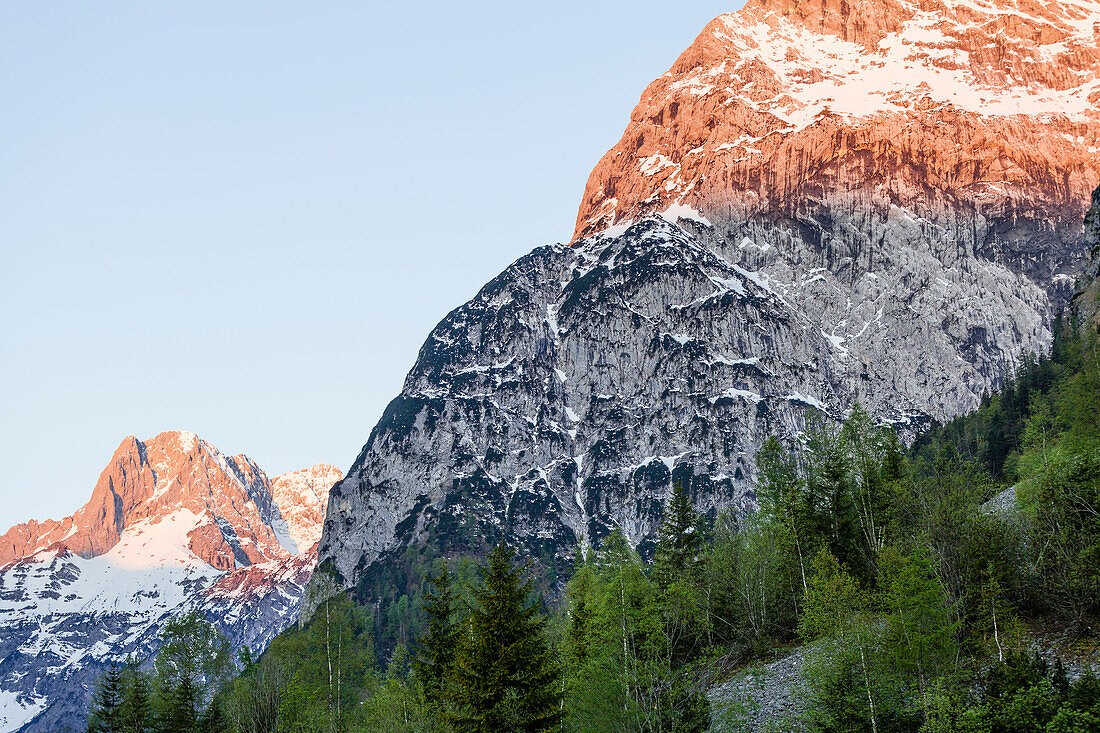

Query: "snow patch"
left=661, top=202, right=713, bottom=227
left=709, top=387, right=763, bottom=404
left=784, top=391, right=826, bottom=411
left=639, top=153, right=676, bottom=176
left=0, top=690, right=47, bottom=731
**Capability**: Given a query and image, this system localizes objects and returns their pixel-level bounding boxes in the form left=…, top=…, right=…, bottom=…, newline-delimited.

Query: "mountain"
left=0, top=431, right=340, bottom=732
left=576, top=0, right=1100, bottom=241
left=313, top=0, right=1100, bottom=608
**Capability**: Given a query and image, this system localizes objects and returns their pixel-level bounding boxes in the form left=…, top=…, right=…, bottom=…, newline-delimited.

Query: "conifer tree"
left=119, top=664, right=151, bottom=733
left=756, top=435, right=812, bottom=593
left=565, top=546, right=594, bottom=667
left=414, top=559, right=460, bottom=703
left=653, top=481, right=703, bottom=589
left=157, top=677, right=199, bottom=733
left=88, top=664, right=125, bottom=733
left=197, top=694, right=230, bottom=733
left=449, top=542, right=560, bottom=733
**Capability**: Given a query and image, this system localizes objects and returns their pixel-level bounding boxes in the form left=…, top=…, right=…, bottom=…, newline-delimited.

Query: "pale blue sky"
left=0, top=1, right=745, bottom=530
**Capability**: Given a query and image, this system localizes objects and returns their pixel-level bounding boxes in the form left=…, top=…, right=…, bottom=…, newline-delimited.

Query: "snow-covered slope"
left=0, top=432, right=340, bottom=732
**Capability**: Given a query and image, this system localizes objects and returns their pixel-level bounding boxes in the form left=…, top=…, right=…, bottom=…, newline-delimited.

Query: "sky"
left=0, top=1, right=745, bottom=531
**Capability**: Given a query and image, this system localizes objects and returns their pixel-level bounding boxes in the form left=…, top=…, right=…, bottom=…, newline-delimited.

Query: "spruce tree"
left=449, top=542, right=560, bottom=733
left=565, top=546, right=594, bottom=667
left=197, top=695, right=230, bottom=733
left=414, top=559, right=460, bottom=704
left=157, top=678, right=199, bottom=733
left=756, top=435, right=812, bottom=592
left=88, top=664, right=125, bottom=733
left=119, top=665, right=151, bottom=733
left=653, top=481, right=703, bottom=589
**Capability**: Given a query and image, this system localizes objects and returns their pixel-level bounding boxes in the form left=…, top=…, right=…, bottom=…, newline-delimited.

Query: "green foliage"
left=922, top=654, right=1100, bottom=733
left=269, top=593, right=377, bottom=732
left=413, top=559, right=460, bottom=707
left=563, top=530, right=708, bottom=732
left=653, top=482, right=705, bottom=589
left=757, top=406, right=905, bottom=589
left=355, top=644, right=436, bottom=732
left=88, top=664, right=125, bottom=733
left=448, top=542, right=560, bottom=733
left=223, top=651, right=290, bottom=733
left=89, top=614, right=235, bottom=733
left=879, top=548, right=957, bottom=710
left=119, top=662, right=151, bottom=733
left=705, top=510, right=799, bottom=653
left=153, top=613, right=233, bottom=715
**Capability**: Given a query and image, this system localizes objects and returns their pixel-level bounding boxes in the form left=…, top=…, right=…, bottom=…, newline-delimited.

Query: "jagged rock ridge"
left=0, top=431, right=340, bottom=733
left=315, top=0, right=1099, bottom=607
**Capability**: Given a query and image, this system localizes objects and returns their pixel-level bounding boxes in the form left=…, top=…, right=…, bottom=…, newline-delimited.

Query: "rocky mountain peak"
left=0, top=434, right=342, bottom=731
left=0, top=431, right=321, bottom=570
left=271, top=463, right=342, bottom=554
left=314, top=1, right=1098, bottom=617
left=575, top=0, right=1100, bottom=242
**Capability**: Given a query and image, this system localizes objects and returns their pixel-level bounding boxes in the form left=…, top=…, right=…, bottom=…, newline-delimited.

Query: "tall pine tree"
left=653, top=481, right=704, bottom=589
left=119, top=664, right=151, bottom=733
left=414, top=559, right=460, bottom=704
left=87, top=664, right=125, bottom=733
left=449, top=542, right=560, bottom=733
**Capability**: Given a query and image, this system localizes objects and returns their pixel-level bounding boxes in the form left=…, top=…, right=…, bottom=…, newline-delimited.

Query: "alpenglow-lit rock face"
left=0, top=432, right=340, bottom=733
left=316, top=0, right=1099, bottom=605
left=575, top=0, right=1100, bottom=241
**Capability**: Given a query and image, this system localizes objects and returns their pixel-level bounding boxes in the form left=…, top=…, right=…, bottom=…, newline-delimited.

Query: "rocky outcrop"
left=709, top=647, right=810, bottom=732
left=0, top=433, right=339, bottom=732
left=315, top=0, right=1098, bottom=605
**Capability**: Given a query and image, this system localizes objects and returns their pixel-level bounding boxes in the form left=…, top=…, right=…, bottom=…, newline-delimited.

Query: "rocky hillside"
left=0, top=432, right=340, bottom=732
left=314, top=0, right=1099, bottom=606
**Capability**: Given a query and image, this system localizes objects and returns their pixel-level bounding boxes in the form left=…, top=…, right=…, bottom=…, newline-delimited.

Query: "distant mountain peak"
left=0, top=432, right=341, bottom=731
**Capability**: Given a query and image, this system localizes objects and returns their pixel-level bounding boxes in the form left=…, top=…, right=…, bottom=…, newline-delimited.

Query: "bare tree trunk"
left=992, top=597, right=1003, bottom=662
left=326, top=601, right=333, bottom=719
left=621, top=564, right=628, bottom=715
left=337, top=625, right=342, bottom=723
left=859, top=644, right=878, bottom=733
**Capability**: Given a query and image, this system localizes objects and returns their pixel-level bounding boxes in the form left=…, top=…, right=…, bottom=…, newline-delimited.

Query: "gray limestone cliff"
left=316, top=198, right=1087, bottom=605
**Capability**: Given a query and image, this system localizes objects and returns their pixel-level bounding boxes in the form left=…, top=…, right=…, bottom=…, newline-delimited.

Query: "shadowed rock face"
left=1071, top=184, right=1100, bottom=329
left=315, top=0, right=1099, bottom=607
left=318, top=202, right=1066, bottom=596
left=0, top=432, right=340, bottom=732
